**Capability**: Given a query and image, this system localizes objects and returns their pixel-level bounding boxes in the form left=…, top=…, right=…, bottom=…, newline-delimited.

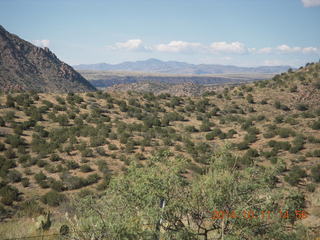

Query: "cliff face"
left=0, top=25, right=96, bottom=93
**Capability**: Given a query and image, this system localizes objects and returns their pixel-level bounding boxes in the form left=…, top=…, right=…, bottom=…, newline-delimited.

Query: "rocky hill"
left=0, top=25, right=96, bottom=93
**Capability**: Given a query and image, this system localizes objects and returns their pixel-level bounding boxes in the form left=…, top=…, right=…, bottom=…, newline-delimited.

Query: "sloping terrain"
left=0, top=25, right=96, bottom=93
left=0, top=62, right=319, bottom=238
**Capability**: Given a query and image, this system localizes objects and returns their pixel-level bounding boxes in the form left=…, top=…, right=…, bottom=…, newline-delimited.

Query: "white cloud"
left=152, top=41, right=203, bottom=53
left=107, top=39, right=319, bottom=57
left=32, top=39, right=50, bottom=48
left=209, top=41, right=247, bottom=54
left=276, top=44, right=319, bottom=54
left=256, top=47, right=273, bottom=54
left=109, top=39, right=145, bottom=50
left=276, top=44, right=301, bottom=52
left=302, top=47, right=318, bottom=53
left=301, top=0, right=320, bottom=7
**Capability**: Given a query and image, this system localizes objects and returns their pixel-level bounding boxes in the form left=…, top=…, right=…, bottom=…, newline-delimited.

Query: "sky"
left=0, top=0, right=320, bottom=67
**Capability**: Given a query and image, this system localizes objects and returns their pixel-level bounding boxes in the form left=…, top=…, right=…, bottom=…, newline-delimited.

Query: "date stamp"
left=210, top=209, right=308, bottom=220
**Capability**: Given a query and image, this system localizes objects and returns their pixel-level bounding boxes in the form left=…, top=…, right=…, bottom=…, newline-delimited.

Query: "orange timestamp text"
left=210, top=209, right=308, bottom=220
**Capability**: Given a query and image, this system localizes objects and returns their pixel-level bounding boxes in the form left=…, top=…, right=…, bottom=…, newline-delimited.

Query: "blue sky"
left=0, top=0, right=319, bottom=67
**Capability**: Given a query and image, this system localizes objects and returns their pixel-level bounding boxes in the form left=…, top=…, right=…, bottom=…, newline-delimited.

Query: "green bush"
left=306, top=183, right=316, bottom=192
left=311, top=164, right=320, bottom=182
left=0, top=185, right=20, bottom=206
left=296, top=103, right=309, bottom=111
left=185, top=125, right=198, bottom=133
left=237, top=141, right=249, bottom=150
left=7, top=170, right=22, bottom=183
left=34, top=171, right=47, bottom=183
left=66, top=160, right=80, bottom=170
left=108, top=143, right=118, bottom=151
left=0, top=143, right=5, bottom=152
left=41, top=191, right=66, bottom=207
left=284, top=166, right=307, bottom=186
left=311, top=120, right=320, bottom=130
left=0, top=117, right=5, bottom=127
left=22, top=178, right=30, bottom=187
left=50, top=153, right=61, bottom=162
left=313, top=149, right=320, bottom=157
left=80, top=164, right=93, bottom=173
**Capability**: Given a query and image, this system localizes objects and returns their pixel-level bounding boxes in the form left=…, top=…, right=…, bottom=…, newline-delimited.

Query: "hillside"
left=0, top=62, right=320, bottom=238
left=0, top=25, right=96, bottom=93
left=74, top=58, right=291, bottom=74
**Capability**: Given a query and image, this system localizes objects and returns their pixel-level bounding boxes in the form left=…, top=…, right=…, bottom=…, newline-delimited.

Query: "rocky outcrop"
left=0, top=25, right=96, bottom=93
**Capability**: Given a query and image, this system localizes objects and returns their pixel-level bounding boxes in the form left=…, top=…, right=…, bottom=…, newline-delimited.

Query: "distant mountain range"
left=0, top=25, right=95, bottom=93
left=74, top=58, right=291, bottom=74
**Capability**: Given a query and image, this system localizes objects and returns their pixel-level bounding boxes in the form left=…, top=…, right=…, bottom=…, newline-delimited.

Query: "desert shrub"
left=263, top=131, right=276, bottom=139
left=60, top=173, right=87, bottom=190
left=80, top=164, right=93, bottom=173
left=5, top=134, right=25, bottom=148
left=49, top=179, right=65, bottom=192
left=21, top=178, right=30, bottom=187
left=90, top=136, right=106, bottom=147
left=311, top=119, right=320, bottom=130
left=246, top=94, right=254, bottom=104
left=96, top=160, right=109, bottom=175
left=4, top=148, right=16, bottom=159
left=301, top=111, right=315, bottom=118
left=306, top=183, right=316, bottom=192
left=66, top=160, right=80, bottom=170
left=85, top=173, right=100, bottom=185
left=108, top=143, right=118, bottom=151
left=296, top=103, right=309, bottom=111
left=311, top=164, right=320, bottom=182
left=0, top=117, right=5, bottom=127
left=240, top=155, right=254, bottom=166
left=274, top=115, right=284, bottom=123
left=245, top=148, right=259, bottom=158
left=34, top=171, right=47, bottom=183
left=95, top=147, right=106, bottom=157
left=313, top=80, right=320, bottom=89
left=290, top=85, right=297, bottom=92
left=280, top=104, right=290, bottom=111
left=274, top=101, right=281, bottom=109
left=237, top=141, right=249, bottom=150
left=0, top=143, right=5, bottom=152
left=41, top=191, right=66, bottom=207
left=260, top=99, right=268, bottom=104
left=284, top=166, right=307, bottom=186
left=268, top=140, right=291, bottom=151
left=81, top=148, right=94, bottom=158
left=56, top=114, right=69, bottom=126
left=277, top=128, right=295, bottom=138
left=285, top=117, right=298, bottom=125
left=241, top=120, right=253, bottom=130
left=0, top=185, right=20, bottom=205
left=244, top=134, right=257, bottom=144
left=185, top=125, right=198, bottom=133
left=269, top=157, right=278, bottom=164
left=199, top=121, right=211, bottom=132
left=313, top=149, right=320, bottom=157
left=36, top=159, right=48, bottom=168
left=7, top=170, right=22, bottom=183
left=226, top=129, right=237, bottom=138
left=50, top=153, right=61, bottom=162
left=6, top=95, right=15, bottom=108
